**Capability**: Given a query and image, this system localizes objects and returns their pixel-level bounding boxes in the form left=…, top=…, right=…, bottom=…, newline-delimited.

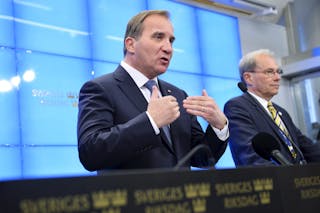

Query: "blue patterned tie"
left=145, top=80, right=172, bottom=146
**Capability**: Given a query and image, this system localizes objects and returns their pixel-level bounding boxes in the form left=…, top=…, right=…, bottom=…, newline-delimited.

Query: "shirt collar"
left=248, top=91, right=270, bottom=109
left=120, top=60, right=158, bottom=88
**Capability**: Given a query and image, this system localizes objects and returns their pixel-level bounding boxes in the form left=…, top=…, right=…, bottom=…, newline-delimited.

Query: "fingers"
left=147, top=95, right=180, bottom=127
left=183, top=90, right=220, bottom=118
left=200, top=106, right=207, bottom=113
left=183, top=96, right=215, bottom=112
left=202, top=89, right=208, bottom=97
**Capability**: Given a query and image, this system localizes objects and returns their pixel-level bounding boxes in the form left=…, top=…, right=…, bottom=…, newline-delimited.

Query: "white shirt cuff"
left=146, top=111, right=160, bottom=135
left=211, top=119, right=229, bottom=141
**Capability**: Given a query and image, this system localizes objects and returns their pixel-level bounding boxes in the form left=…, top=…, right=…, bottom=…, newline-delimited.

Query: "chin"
left=157, top=67, right=168, bottom=74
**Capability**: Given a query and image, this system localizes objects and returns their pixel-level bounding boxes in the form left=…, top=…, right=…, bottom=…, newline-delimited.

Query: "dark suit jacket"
left=224, top=92, right=320, bottom=166
left=77, top=65, right=228, bottom=171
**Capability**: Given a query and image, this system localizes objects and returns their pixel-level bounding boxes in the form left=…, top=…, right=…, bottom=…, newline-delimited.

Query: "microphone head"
left=237, top=82, right=247, bottom=92
left=252, top=132, right=280, bottom=160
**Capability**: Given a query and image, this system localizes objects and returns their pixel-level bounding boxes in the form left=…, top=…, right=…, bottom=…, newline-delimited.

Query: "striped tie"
left=267, top=101, right=297, bottom=159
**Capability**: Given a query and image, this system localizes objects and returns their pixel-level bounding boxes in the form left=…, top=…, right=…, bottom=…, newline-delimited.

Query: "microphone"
left=252, top=132, right=293, bottom=166
left=174, top=144, right=215, bottom=170
left=237, top=82, right=248, bottom=93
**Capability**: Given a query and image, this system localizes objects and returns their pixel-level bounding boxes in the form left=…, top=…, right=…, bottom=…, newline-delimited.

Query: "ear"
left=125, top=37, right=135, bottom=54
left=243, top=72, right=253, bottom=86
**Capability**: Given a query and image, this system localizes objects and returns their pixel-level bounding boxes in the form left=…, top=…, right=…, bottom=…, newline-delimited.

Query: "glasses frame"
left=247, top=68, right=283, bottom=78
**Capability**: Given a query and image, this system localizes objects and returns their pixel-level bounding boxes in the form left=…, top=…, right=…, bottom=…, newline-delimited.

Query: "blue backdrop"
left=0, top=0, right=241, bottom=181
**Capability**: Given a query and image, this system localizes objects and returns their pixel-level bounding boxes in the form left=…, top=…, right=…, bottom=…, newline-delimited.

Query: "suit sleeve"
left=188, top=98, right=228, bottom=167
left=77, top=81, right=162, bottom=171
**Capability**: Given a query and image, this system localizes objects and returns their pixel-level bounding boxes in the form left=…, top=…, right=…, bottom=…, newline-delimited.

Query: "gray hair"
left=239, top=49, right=275, bottom=82
left=123, top=10, right=170, bottom=55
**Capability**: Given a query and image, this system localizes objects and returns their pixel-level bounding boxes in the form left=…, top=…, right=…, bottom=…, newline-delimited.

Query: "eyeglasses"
left=248, top=68, right=283, bottom=77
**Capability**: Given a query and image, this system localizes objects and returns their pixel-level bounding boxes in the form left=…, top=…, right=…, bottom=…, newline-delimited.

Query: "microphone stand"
left=173, top=144, right=215, bottom=171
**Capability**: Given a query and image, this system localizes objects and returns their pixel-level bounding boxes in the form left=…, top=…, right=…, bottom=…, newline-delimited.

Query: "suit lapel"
left=114, top=66, right=148, bottom=113
left=245, top=93, right=296, bottom=158
left=244, top=93, right=285, bottom=141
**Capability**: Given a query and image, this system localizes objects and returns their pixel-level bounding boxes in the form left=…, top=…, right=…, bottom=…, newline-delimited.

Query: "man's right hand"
left=147, top=86, right=180, bottom=128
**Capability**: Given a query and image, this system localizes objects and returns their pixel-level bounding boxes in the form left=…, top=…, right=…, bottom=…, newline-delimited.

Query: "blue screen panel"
left=89, top=0, right=146, bottom=62
left=22, top=146, right=95, bottom=179
left=148, top=0, right=201, bottom=73
left=215, top=144, right=235, bottom=169
left=0, top=48, right=20, bottom=145
left=204, top=77, right=241, bottom=109
left=160, top=70, right=208, bottom=130
left=0, top=0, right=14, bottom=47
left=203, top=77, right=238, bottom=169
left=0, top=0, right=243, bottom=180
left=16, top=51, right=92, bottom=145
left=93, top=61, right=118, bottom=78
left=14, top=0, right=91, bottom=58
left=159, top=70, right=203, bottom=96
left=0, top=147, right=22, bottom=181
left=197, top=9, right=241, bottom=78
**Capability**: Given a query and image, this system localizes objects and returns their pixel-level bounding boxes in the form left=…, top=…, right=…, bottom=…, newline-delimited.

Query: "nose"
left=162, top=39, right=173, bottom=54
left=274, top=72, right=281, bottom=80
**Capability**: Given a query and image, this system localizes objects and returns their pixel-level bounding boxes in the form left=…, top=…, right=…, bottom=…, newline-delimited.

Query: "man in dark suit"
left=224, top=49, right=320, bottom=166
left=77, top=10, right=229, bottom=172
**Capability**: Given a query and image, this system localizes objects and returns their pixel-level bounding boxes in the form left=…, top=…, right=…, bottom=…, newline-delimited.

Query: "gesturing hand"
left=183, top=89, right=227, bottom=130
left=147, top=86, right=180, bottom=128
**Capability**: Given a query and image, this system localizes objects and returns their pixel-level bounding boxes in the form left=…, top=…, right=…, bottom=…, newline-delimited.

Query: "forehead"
left=142, top=14, right=174, bottom=33
left=255, top=54, right=278, bottom=68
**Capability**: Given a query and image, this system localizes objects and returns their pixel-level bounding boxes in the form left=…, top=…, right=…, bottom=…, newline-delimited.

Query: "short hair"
left=123, top=10, right=170, bottom=55
left=239, top=49, right=275, bottom=82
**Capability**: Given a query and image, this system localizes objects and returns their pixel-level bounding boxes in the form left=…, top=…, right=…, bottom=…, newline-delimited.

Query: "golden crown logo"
left=198, top=183, right=211, bottom=197
left=259, top=192, right=271, bottom=205
left=253, top=178, right=273, bottom=191
left=92, top=190, right=127, bottom=209
left=111, top=190, right=127, bottom=206
left=184, top=184, right=197, bottom=198
left=92, top=191, right=110, bottom=209
left=184, top=183, right=210, bottom=198
left=192, top=198, right=206, bottom=213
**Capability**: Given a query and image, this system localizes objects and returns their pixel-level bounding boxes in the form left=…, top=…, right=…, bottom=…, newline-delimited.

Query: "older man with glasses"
left=224, top=49, right=320, bottom=167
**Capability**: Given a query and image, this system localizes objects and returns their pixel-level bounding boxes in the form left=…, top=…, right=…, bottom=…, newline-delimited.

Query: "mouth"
left=160, top=56, right=170, bottom=65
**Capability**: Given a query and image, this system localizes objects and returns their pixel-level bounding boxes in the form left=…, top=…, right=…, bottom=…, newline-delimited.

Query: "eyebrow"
left=152, top=31, right=175, bottom=43
left=265, top=68, right=282, bottom=71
